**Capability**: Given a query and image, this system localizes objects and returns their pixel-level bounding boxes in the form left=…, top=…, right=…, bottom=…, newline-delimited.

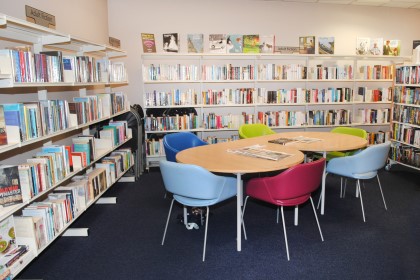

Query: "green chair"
left=326, top=127, right=368, bottom=160
left=238, top=124, right=276, bottom=139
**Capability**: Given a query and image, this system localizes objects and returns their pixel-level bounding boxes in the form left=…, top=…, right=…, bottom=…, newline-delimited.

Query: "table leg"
left=236, top=173, right=243, bottom=251
left=321, top=151, right=327, bottom=215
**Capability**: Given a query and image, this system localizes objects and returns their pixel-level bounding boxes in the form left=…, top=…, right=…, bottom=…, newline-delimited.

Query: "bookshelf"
left=0, top=13, right=131, bottom=279
left=388, top=64, right=420, bottom=171
left=141, top=53, right=409, bottom=169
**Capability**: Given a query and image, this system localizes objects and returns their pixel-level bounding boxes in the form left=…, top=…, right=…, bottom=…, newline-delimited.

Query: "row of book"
left=0, top=92, right=128, bottom=146
left=393, top=86, right=420, bottom=105
left=144, top=87, right=392, bottom=107
left=143, top=63, right=394, bottom=82
left=144, top=109, right=391, bottom=132
left=395, top=65, right=420, bottom=85
left=390, top=144, right=420, bottom=168
left=0, top=48, right=127, bottom=85
left=392, top=105, right=420, bottom=125
left=367, top=131, right=391, bottom=145
left=392, top=123, right=420, bottom=146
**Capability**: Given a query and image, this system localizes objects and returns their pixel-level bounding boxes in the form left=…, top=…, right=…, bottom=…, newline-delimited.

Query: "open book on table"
left=269, top=136, right=322, bottom=145
left=227, top=145, right=293, bottom=161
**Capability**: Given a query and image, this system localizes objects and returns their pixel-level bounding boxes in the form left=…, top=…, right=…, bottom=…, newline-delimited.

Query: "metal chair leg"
left=162, top=199, right=175, bottom=245
left=280, top=206, right=290, bottom=261
left=277, top=206, right=280, bottom=224
left=202, top=206, right=209, bottom=262
left=357, top=180, right=366, bottom=222
left=377, top=175, right=388, bottom=210
left=294, top=206, right=299, bottom=226
left=310, top=197, right=324, bottom=241
left=241, top=197, right=248, bottom=241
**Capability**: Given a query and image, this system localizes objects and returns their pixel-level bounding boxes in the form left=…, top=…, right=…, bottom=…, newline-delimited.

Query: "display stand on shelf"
left=141, top=52, right=409, bottom=169
left=387, top=63, right=420, bottom=171
left=0, top=13, right=131, bottom=279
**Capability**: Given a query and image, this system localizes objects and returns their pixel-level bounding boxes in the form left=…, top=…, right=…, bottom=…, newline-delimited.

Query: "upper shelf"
left=0, top=13, right=126, bottom=58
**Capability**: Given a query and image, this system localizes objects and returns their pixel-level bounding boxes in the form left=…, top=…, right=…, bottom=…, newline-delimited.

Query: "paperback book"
left=227, top=145, right=292, bottom=161
left=226, top=34, right=243, bottom=53
left=0, top=165, right=22, bottom=207
left=299, top=36, right=315, bottom=54
left=369, top=38, right=383, bottom=56
left=383, top=39, right=401, bottom=56
left=356, top=37, right=370, bottom=55
left=243, top=35, right=260, bottom=53
left=0, top=105, right=7, bottom=146
left=318, top=37, right=334, bottom=55
left=162, top=33, right=179, bottom=53
left=209, top=34, right=227, bottom=54
left=187, top=34, right=204, bottom=53
left=141, top=33, right=156, bottom=53
left=259, top=35, right=275, bottom=53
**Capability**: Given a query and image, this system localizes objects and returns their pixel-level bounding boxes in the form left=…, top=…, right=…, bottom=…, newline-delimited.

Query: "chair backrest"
left=238, top=124, right=276, bottom=139
left=163, top=132, right=208, bottom=162
left=247, top=158, right=325, bottom=205
left=346, top=141, right=391, bottom=174
left=159, top=160, right=233, bottom=201
left=330, top=127, right=367, bottom=139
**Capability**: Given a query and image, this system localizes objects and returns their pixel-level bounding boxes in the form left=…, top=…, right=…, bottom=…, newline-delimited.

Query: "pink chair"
left=243, top=158, right=326, bottom=260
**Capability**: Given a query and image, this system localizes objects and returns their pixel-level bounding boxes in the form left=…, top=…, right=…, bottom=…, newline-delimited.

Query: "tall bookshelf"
left=0, top=13, right=131, bottom=279
left=141, top=53, right=409, bottom=169
left=388, top=64, right=420, bottom=171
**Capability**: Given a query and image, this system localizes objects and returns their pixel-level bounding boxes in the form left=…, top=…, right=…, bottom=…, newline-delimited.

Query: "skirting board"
left=96, top=197, right=117, bottom=204
left=62, top=228, right=89, bottom=237
left=118, top=176, right=135, bottom=182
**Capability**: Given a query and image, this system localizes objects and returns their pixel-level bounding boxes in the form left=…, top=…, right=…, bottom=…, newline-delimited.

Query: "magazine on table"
left=227, top=145, right=292, bottom=161
left=269, top=136, right=322, bottom=145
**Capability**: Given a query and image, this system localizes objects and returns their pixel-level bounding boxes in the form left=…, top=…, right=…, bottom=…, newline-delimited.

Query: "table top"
left=176, top=136, right=305, bottom=174
left=266, top=131, right=368, bottom=152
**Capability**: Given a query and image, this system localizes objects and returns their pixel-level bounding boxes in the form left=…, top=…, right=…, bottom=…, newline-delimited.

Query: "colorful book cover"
left=243, top=35, right=260, bottom=53
left=0, top=165, right=22, bottom=207
left=209, top=34, right=227, bottom=54
left=141, top=33, right=156, bottom=53
left=162, top=33, right=179, bottom=53
left=299, top=36, right=315, bottom=54
left=383, top=39, right=401, bottom=56
left=318, top=37, right=334, bottom=55
left=227, top=34, right=243, bottom=53
left=187, top=34, right=204, bottom=53
left=259, top=35, right=275, bottom=53
left=369, top=38, right=383, bottom=56
left=356, top=37, right=370, bottom=55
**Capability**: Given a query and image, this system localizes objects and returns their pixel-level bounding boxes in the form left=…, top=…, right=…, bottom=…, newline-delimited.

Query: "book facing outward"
left=356, top=37, right=370, bottom=55
left=369, top=38, right=383, bottom=56
left=141, top=33, right=156, bottom=53
left=227, top=34, right=243, bottom=53
left=318, top=37, right=334, bottom=55
left=209, top=34, right=227, bottom=54
left=0, top=105, right=7, bottom=146
left=227, top=145, right=292, bottom=161
left=0, top=165, right=22, bottom=208
left=162, top=33, right=179, bottom=53
left=299, top=36, right=315, bottom=54
left=243, top=35, right=260, bottom=53
left=187, top=34, right=204, bottom=53
left=259, top=35, right=275, bottom=54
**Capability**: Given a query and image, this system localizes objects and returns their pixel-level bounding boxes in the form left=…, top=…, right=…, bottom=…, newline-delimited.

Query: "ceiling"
left=261, top=0, right=420, bottom=9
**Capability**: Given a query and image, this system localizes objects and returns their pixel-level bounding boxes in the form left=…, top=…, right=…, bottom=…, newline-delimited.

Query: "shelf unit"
left=388, top=64, right=420, bottom=171
left=0, top=13, right=131, bottom=279
left=141, top=53, right=409, bottom=169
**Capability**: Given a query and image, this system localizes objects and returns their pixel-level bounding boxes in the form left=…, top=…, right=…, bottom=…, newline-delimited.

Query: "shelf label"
left=25, top=5, right=56, bottom=29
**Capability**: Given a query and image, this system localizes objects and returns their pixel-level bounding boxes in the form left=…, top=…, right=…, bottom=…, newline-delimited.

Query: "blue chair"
left=163, top=132, right=208, bottom=162
left=159, top=160, right=241, bottom=261
left=325, top=142, right=391, bottom=222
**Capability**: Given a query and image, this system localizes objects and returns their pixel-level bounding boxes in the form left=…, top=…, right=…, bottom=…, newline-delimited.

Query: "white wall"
left=0, top=0, right=109, bottom=44
left=107, top=0, right=420, bottom=106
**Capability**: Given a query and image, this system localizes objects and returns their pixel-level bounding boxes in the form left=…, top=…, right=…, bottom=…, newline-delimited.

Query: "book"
left=268, top=138, right=297, bottom=145
left=226, top=34, right=243, bottom=53
left=0, top=105, right=8, bottom=146
left=318, top=37, right=334, bottom=55
left=383, top=39, right=401, bottom=56
left=162, top=33, right=179, bottom=53
left=356, top=37, right=370, bottom=55
left=369, top=38, right=383, bottom=56
left=259, top=35, right=275, bottom=53
left=141, top=33, right=156, bottom=53
left=0, top=165, right=22, bottom=207
left=62, top=55, right=76, bottom=83
left=3, top=103, right=25, bottom=143
left=0, top=216, right=16, bottom=258
left=187, top=34, right=204, bottom=53
left=243, top=35, right=260, bottom=53
left=209, top=34, right=227, bottom=54
left=227, top=145, right=292, bottom=161
left=299, top=36, right=315, bottom=54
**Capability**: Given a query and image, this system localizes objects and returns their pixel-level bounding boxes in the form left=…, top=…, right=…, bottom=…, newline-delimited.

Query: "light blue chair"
left=163, top=132, right=208, bottom=162
left=159, top=160, right=242, bottom=261
left=325, top=142, right=391, bottom=222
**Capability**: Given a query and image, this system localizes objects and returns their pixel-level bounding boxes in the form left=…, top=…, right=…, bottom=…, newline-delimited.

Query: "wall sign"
left=25, top=5, right=56, bottom=29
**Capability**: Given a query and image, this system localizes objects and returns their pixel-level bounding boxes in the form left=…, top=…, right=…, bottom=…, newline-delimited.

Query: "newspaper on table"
left=269, top=136, right=322, bottom=145
left=227, top=145, right=293, bottom=161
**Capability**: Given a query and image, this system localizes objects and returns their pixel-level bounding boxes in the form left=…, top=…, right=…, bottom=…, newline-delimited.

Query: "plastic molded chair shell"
left=238, top=124, right=276, bottom=139
left=327, top=127, right=368, bottom=160
left=159, top=160, right=238, bottom=261
left=163, top=132, right=208, bottom=162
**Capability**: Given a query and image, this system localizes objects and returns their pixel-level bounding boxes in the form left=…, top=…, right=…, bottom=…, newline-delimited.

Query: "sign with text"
left=25, top=5, right=56, bottom=29
left=109, top=37, right=121, bottom=48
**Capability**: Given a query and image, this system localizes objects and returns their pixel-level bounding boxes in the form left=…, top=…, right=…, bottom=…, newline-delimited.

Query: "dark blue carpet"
left=18, top=165, right=420, bottom=280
